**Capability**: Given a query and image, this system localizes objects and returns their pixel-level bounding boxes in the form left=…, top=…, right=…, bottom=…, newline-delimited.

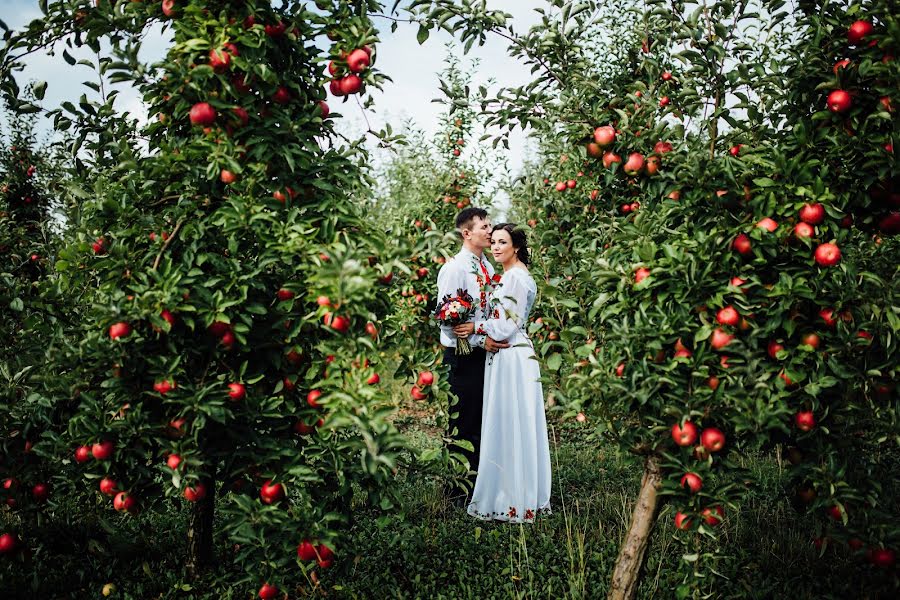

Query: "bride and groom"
left=436, top=207, right=552, bottom=523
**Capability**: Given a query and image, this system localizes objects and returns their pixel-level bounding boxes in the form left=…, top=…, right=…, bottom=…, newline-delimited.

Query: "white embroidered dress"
left=467, top=267, right=552, bottom=523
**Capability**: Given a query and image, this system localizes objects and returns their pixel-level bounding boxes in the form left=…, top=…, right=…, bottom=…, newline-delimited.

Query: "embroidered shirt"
left=436, top=247, right=496, bottom=349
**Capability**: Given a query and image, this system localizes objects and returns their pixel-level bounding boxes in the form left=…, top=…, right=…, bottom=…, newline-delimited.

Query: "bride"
left=465, top=223, right=552, bottom=523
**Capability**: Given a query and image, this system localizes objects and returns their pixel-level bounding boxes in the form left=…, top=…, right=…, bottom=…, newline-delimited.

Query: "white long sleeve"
left=483, top=270, right=528, bottom=341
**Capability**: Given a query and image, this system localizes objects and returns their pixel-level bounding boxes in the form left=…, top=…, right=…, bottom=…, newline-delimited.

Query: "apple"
left=645, top=155, right=660, bottom=175
left=317, top=543, right=334, bottom=568
left=794, top=410, right=815, bottom=431
left=819, top=308, right=837, bottom=328
left=189, top=102, right=216, bottom=126
left=259, top=480, right=284, bottom=504
left=92, top=440, right=115, bottom=460
left=227, top=382, right=246, bottom=402
left=297, top=540, right=317, bottom=561
left=411, top=385, right=428, bottom=401
left=75, top=445, right=92, bottom=463
left=109, top=322, right=131, bottom=340
left=716, top=306, right=739, bottom=326
left=154, top=379, right=175, bottom=394
left=113, top=491, right=136, bottom=513
left=634, top=267, right=651, bottom=284
left=417, top=371, right=434, bottom=387
left=707, top=376, right=720, bottom=391
left=756, top=217, right=777, bottom=232
left=184, top=483, right=207, bottom=502
left=602, top=152, right=621, bottom=168
left=869, top=547, right=896, bottom=569
left=220, top=169, right=237, bottom=184
left=554, top=181, right=567, bottom=192
left=167, top=454, right=182, bottom=470
left=801, top=333, right=820, bottom=349
left=674, top=511, right=692, bottom=530
left=847, top=20, right=873, bottom=46
left=566, top=179, right=577, bottom=189
left=798, top=202, right=825, bottom=225
left=701, top=506, right=724, bottom=526
left=671, top=421, right=697, bottom=446
left=680, top=473, right=702, bottom=494
left=347, top=48, right=371, bottom=72
left=306, top=390, right=322, bottom=408
left=615, top=362, right=625, bottom=377
left=264, top=22, right=285, bottom=37
left=833, top=58, right=851, bottom=74
left=161, top=0, right=175, bottom=18
left=659, top=96, right=670, bottom=107
left=654, top=141, right=673, bottom=154
left=826, top=90, right=851, bottom=113
left=316, top=295, right=331, bottom=307
left=623, top=152, right=645, bottom=176
left=318, top=100, right=330, bottom=119
left=729, top=144, right=742, bottom=157
left=99, top=478, right=118, bottom=496
left=0, top=533, right=18, bottom=554
left=258, top=583, right=278, bottom=600
left=661, top=71, right=672, bottom=81
left=272, top=86, right=291, bottom=105
left=586, top=142, right=603, bottom=158
left=878, top=212, right=900, bottom=234
left=794, top=222, right=814, bottom=239
left=847, top=538, right=864, bottom=551
left=593, top=126, right=616, bottom=146
left=339, top=74, right=362, bottom=95
left=589, top=189, right=600, bottom=201
left=814, top=242, right=841, bottom=266
left=327, top=314, right=350, bottom=333
left=208, top=48, right=231, bottom=73
left=31, top=483, right=50, bottom=502
left=92, top=237, right=106, bottom=254
left=700, top=428, right=725, bottom=452
left=366, top=373, right=380, bottom=385
left=828, top=504, right=843, bottom=521
left=220, top=330, right=235, bottom=349
left=159, top=310, right=176, bottom=328
left=710, top=328, right=734, bottom=350
left=732, top=233, right=752, bottom=256
left=277, top=288, right=295, bottom=301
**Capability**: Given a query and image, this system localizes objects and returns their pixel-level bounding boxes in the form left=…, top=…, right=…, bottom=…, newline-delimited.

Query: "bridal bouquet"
left=434, top=289, right=477, bottom=355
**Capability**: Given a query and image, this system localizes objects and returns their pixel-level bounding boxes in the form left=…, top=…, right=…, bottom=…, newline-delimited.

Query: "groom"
left=436, top=207, right=509, bottom=499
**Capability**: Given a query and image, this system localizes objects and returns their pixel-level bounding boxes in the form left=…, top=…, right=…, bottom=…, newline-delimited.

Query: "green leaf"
left=547, top=352, right=562, bottom=371
left=33, top=81, right=47, bottom=100
left=416, top=25, right=430, bottom=44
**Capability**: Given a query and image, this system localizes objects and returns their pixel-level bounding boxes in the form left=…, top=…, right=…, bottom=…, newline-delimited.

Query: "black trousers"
left=444, top=346, right=486, bottom=478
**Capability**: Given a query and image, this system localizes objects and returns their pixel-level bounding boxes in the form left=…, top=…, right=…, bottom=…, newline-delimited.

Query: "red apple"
left=161, top=0, right=175, bottom=18
left=417, top=371, right=434, bottom=387
left=634, top=267, right=651, bottom=284
left=700, top=428, right=725, bottom=452
left=366, top=373, right=380, bottom=385
left=869, top=547, right=896, bottom=569
left=833, top=58, right=851, bottom=74
left=297, top=540, right=317, bottom=561
left=819, top=308, right=837, bottom=328
left=264, top=22, right=285, bottom=37
left=729, top=144, right=742, bottom=157
left=31, top=483, right=49, bottom=502
left=674, top=511, right=692, bottom=530
left=0, top=533, right=18, bottom=554
left=109, top=322, right=131, bottom=340
left=602, top=152, right=621, bottom=168
left=799, top=202, right=825, bottom=224
left=258, top=583, right=278, bottom=600
left=795, top=410, right=815, bottom=431
left=339, top=74, right=362, bottom=95
left=702, top=505, right=724, bottom=526
left=411, top=385, right=427, bottom=401
left=208, top=48, right=231, bottom=73
left=794, top=222, right=814, bottom=239
left=671, top=421, right=698, bottom=446
left=732, top=233, right=752, bottom=255
left=276, top=288, right=295, bottom=301
left=92, top=440, right=115, bottom=460
left=644, top=155, right=660, bottom=175
left=153, top=379, right=175, bottom=394
left=716, top=306, right=739, bottom=326
left=306, top=389, right=322, bottom=408
left=707, top=376, right=720, bottom=391
left=593, top=126, right=616, bottom=146
left=826, top=90, right=852, bottom=113
left=189, top=102, right=216, bottom=126
left=767, top=340, right=785, bottom=360
left=847, top=20, right=873, bottom=46
left=756, top=217, right=778, bottom=232
left=659, top=96, right=670, bottom=107
left=623, top=152, right=645, bottom=176
left=167, top=453, right=182, bottom=470
left=566, top=179, right=576, bottom=189
left=615, top=362, right=625, bottom=377
left=259, top=480, right=284, bottom=504
left=814, top=242, right=841, bottom=266
left=710, top=328, right=734, bottom=350
left=99, top=478, right=118, bottom=496
left=227, top=382, right=246, bottom=402
left=680, top=472, right=702, bottom=494
left=654, top=141, right=673, bottom=154
left=347, top=48, right=371, bottom=73
left=316, top=543, right=334, bottom=568
left=220, top=169, right=236, bottom=184
left=801, top=333, right=820, bottom=349
left=75, top=445, right=92, bottom=463
left=554, top=181, right=567, bottom=192
left=327, top=314, right=350, bottom=333
left=272, top=86, right=291, bottom=105
left=184, top=483, right=207, bottom=502
left=113, top=491, right=136, bottom=512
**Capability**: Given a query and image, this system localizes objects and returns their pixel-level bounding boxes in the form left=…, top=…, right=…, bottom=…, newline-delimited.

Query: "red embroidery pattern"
left=508, top=506, right=517, bottom=518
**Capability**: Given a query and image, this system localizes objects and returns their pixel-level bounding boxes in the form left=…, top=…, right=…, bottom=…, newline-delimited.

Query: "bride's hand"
left=452, top=322, right=475, bottom=337
left=485, top=337, right=510, bottom=353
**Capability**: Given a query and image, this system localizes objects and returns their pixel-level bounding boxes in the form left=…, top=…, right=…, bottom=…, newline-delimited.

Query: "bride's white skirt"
left=467, top=340, right=552, bottom=523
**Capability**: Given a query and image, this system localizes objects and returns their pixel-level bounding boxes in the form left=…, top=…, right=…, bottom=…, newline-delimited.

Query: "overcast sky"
left=1, top=0, right=546, bottom=205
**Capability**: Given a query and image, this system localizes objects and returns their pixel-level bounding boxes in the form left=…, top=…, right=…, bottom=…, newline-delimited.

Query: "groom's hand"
left=485, top=337, right=510, bottom=353
left=452, top=323, right=475, bottom=337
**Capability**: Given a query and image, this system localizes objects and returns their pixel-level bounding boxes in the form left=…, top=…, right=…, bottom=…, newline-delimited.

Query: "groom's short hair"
left=455, top=207, right=489, bottom=233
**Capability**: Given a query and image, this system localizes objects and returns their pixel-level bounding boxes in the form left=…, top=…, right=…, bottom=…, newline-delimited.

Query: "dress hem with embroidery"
left=466, top=502, right=552, bottom=524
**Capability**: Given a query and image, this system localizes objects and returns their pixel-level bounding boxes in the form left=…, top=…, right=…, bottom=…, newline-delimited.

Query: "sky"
left=0, top=0, right=547, bottom=211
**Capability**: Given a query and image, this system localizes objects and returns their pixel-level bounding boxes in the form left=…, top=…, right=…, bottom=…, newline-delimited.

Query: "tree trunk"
left=186, top=471, right=216, bottom=578
left=607, top=455, right=662, bottom=600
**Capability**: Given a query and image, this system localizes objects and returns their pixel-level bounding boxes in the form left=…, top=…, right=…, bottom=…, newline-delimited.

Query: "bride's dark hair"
left=491, top=223, right=530, bottom=266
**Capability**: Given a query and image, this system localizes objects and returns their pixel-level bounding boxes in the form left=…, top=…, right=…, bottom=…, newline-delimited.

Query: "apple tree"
left=410, top=0, right=898, bottom=597
left=1, top=0, right=408, bottom=595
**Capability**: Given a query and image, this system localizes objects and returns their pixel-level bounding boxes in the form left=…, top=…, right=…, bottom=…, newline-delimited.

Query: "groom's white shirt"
left=436, top=246, right=495, bottom=349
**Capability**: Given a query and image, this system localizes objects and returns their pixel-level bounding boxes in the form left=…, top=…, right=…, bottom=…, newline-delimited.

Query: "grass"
left=3, top=399, right=897, bottom=599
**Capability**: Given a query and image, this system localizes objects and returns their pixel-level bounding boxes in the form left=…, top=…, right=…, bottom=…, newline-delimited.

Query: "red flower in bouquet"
left=434, top=289, right=477, bottom=355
